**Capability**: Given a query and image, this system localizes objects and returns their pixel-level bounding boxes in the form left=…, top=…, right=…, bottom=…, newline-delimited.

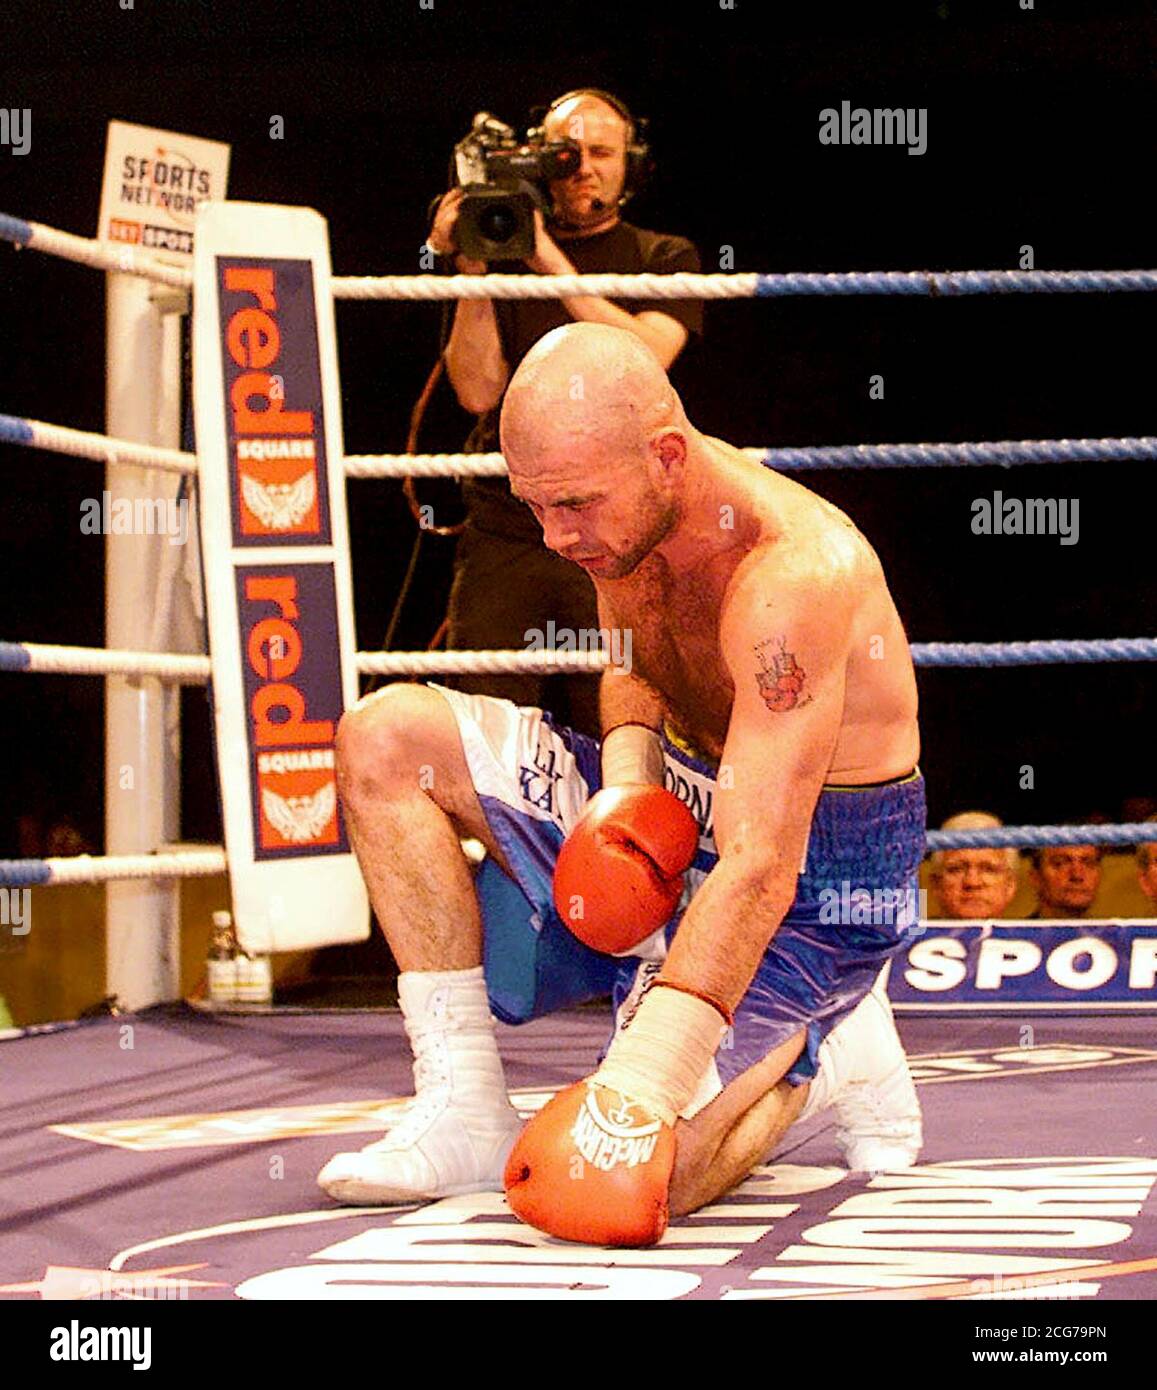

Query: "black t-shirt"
left=462, top=220, right=703, bottom=539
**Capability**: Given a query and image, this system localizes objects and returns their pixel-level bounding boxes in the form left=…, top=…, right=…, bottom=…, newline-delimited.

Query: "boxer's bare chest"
left=605, top=560, right=738, bottom=759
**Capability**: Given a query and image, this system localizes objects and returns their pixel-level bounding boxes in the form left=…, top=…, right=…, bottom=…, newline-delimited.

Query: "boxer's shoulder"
left=721, top=522, right=866, bottom=633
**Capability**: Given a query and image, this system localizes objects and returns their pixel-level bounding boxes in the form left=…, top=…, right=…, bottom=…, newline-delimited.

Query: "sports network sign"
left=889, top=922, right=1157, bottom=1011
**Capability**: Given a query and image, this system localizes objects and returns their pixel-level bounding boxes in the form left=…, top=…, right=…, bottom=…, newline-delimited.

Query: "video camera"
left=453, top=112, right=581, bottom=261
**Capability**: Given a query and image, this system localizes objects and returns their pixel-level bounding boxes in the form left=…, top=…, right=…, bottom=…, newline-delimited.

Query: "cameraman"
left=426, top=89, right=703, bottom=736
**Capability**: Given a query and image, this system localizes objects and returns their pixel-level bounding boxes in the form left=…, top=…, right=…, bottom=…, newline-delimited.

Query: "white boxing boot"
left=317, top=967, right=522, bottom=1205
left=797, top=972, right=923, bottom=1174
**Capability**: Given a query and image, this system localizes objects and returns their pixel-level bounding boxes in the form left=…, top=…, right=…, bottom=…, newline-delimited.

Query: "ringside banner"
left=193, top=202, right=369, bottom=952
left=889, top=921, right=1157, bottom=1011
left=99, top=120, right=230, bottom=261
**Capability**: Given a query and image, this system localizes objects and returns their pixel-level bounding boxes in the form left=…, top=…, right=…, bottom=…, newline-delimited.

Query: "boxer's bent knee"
left=336, top=683, right=462, bottom=801
left=669, top=1029, right=808, bottom=1214
left=336, top=683, right=511, bottom=870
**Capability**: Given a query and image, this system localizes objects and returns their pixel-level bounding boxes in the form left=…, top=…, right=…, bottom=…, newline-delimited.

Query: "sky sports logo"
left=107, top=220, right=195, bottom=253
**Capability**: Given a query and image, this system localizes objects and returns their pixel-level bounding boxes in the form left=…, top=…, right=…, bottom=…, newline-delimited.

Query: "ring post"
left=104, top=272, right=185, bottom=1008
left=98, top=122, right=230, bottom=1008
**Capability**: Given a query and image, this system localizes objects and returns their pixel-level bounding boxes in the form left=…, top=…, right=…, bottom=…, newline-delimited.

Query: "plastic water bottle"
left=235, top=945, right=273, bottom=1005
left=207, top=910, right=239, bottom=1005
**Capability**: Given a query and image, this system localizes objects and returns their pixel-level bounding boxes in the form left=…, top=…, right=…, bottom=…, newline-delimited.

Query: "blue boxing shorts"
left=429, top=682, right=926, bottom=1116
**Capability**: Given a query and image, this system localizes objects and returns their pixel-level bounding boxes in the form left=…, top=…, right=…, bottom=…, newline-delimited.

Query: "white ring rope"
left=332, top=271, right=762, bottom=301
left=3, top=417, right=196, bottom=474
left=357, top=648, right=610, bottom=677
left=46, top=850, right=228, bottom=884
left=1, top=418, right=708, bottom=479
left=344, top=450, right=508, bottom=479
left=6, top=643, right=613, bottom=683
left=20, top=220, right=191, bottom=289
left=13, top=643, right=213, bottom=682
left=10, top=224, right=762, bottom=299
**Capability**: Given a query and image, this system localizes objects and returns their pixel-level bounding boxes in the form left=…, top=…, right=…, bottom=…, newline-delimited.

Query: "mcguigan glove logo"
left=571, top=1087, right=662, bottom=1170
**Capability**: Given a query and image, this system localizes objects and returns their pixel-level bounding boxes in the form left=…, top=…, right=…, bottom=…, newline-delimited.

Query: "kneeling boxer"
left=319, top=323, right=925, bottom=1245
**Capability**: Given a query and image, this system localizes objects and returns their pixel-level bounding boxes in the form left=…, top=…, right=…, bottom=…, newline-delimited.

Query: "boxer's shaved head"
left=501, top=324, right=690, bottom=578
left=502, top=322, right=680, bottom=465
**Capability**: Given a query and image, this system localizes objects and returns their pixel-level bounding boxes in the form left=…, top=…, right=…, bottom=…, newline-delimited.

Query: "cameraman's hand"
left=428, top=189, right=487, bottom=274
left=526, top=210, right=573, bottom=276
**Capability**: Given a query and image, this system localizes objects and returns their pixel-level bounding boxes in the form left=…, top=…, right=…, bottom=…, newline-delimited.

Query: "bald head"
left=543, top=92, right=632, bottom=146
left=541, top=94, right=632, bottom=231
left=499, top=324, right=691, bottom=579
left=501, top=323, right=681, bottom=474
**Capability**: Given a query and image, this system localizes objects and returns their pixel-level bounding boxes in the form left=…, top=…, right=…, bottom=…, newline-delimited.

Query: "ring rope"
left=5, top=213, right=1157, bottom=299
left=0, top=642, right=212, bottom=681
left=0, top=850, right=228, bottom=888
left=336, top=268, right=1157, bottom=301
left=0, top=413, right=192, bottom=475
left=0, top=213, right=190, bottom=289
left=3, top=636, right=1157, bottom=685
left=914, top=638, right=1157, bottom=667
left=925, top=825, right=1155, bottom=851
left=5, top=413, right=1157, bottom=480
left=353, top=436, right=1157, bottom=476
left=0, top=824, right=1151, bottom=888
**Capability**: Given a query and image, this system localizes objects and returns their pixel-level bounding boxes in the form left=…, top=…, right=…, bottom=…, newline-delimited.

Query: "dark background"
left=0, top=0, right=1154, bottom=856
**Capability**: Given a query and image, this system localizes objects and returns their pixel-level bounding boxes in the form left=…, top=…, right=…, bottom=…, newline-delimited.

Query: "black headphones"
left=531, top=88, right=652, bottom=204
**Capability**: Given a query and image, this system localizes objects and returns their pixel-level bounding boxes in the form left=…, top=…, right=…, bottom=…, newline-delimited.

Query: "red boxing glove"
left=553, top=785, right=698, bottom=955
left=505, top=985, right=730, bottom=1246
left=504, top=1078, right=676, bottom=1246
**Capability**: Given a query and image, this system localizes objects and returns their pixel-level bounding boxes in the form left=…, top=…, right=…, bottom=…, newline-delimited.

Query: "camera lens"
left=479, top=205, right=518, bottom=244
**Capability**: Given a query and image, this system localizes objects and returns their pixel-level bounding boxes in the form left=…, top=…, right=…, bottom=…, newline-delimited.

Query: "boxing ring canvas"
left=2, top=1007, right=1156, bottom=1301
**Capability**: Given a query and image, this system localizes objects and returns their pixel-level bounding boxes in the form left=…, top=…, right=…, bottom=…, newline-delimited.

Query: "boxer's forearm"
left=660, top=856, right=797, bottom=1014
left=599, top=669, right=666, bottom=786
left=599, top=666, right=664, bottom=738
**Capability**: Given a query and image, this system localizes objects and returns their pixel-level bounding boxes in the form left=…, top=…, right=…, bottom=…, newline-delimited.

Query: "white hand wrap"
left=595, top=985, right=729, bottom=1127
left=601, top=723, right=664, bottom=788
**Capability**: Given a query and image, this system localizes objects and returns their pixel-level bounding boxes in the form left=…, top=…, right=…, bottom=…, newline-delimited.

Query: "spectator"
left=1028, top=844, right=1103, bottom=919
left=1135, top=818, right=1157, bottom=909
left=929, top=811, right=1019, bottom=920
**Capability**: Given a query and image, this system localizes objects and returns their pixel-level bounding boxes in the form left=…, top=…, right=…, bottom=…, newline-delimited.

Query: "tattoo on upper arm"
left=754, top=637, right=812, bottom=713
